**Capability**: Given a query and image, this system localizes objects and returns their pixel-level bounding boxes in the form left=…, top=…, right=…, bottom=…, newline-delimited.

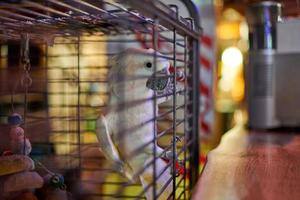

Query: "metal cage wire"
left=0, top=0, right=201, bottom=199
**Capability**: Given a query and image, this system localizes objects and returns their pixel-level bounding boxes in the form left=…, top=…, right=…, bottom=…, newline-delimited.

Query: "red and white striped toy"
left=199, top=34, right=214, bottom=136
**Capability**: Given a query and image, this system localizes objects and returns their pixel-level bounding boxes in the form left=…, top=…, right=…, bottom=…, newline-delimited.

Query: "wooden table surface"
left=192, top=124, right=300, bottom=200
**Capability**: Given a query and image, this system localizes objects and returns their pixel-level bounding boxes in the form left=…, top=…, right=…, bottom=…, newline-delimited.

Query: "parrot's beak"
left=146, top=68, right=170, bottom=91
left=146, top=59, right=171, bottom=91
left=146, top=63, right=186, bottom=92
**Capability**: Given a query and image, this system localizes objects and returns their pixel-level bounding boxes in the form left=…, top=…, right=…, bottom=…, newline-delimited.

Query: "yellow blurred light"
left=217, top=22, right=240, bottom=40
left=218, top=47, right=245, bottom=105
left=221, top=47, right=243, bottom=68
left=223, top=8, right=242, bottom=21
left=239, top=21, right=249, bottom=40
left=237, top=39, right=249, bottom=52
left=232, top=75, right=245, bottom=102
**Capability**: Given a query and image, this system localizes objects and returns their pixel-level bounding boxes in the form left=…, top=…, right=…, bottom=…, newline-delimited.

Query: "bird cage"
left=0, top=0, right=201, bottom=199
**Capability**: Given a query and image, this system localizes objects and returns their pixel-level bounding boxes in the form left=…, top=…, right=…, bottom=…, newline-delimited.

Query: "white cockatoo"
left=96, top=48, right=182, bottom=199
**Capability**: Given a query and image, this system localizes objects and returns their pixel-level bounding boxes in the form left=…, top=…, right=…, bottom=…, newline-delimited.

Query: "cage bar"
left=0, top=0, right=201, bottom=199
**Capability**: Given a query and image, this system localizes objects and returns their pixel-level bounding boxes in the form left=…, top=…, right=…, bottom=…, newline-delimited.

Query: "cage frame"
left=0, top=0, right=201, bottom=199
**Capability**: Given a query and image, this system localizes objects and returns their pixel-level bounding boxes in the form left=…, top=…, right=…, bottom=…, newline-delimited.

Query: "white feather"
left=96, top=48, right=173, bottom=199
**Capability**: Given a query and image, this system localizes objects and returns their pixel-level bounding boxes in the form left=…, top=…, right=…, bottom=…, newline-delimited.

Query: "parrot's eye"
left=145, top=62, right=152, bottom=69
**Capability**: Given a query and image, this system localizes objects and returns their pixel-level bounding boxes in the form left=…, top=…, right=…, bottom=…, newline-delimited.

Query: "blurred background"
left=198, top=0, right=300, bottom=168
left=1, top=0, right=299, bottom=198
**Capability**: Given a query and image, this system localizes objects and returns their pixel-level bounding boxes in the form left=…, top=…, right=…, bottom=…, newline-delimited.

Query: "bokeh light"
left=221, top=46, right=243, bottom=68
